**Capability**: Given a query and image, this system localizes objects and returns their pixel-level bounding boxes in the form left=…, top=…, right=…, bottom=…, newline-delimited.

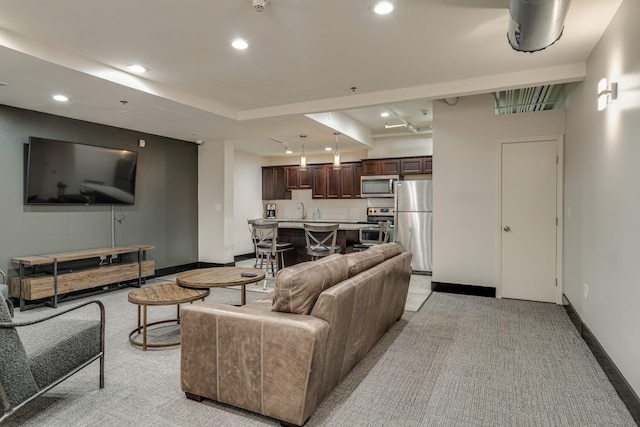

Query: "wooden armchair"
left=0, top=296, right=104, bottom=422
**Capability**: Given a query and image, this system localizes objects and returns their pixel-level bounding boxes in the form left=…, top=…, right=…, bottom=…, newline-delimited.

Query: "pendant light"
left=299, top=134, right=307, bottom=171
left=333, top=132, right=341, bottom=170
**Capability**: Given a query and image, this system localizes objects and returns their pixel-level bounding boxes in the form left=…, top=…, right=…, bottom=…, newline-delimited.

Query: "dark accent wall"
left=0, top=104, right=198, bottom=276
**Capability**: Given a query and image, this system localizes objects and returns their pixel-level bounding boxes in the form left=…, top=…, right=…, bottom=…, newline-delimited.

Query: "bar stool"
left=304, top=223, right=341, bottom=261
left=353, top=220, right=393, bottom=251
left=250, top=220, right=293, bottom=289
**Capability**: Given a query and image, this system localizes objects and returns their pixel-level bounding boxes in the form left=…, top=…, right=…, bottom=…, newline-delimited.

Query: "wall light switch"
left=584, top=283, right=589, bottom=301
left=214, top=204, right=222, bottom=211
left=138, top=139, right=146, bottom=147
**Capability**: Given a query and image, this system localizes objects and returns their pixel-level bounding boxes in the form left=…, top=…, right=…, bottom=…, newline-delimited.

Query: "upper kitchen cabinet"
left=311, top=165, right=327, bottom=199
left=262, top=166, right=290, bottom=200
left=285, top=166, right=311, bottom=190
left=400, top=156, right=433, bottom=175
left=361, top=159, right=400, bottom=176
left=354, top=163, right=362, bottom=198
left=310, top=163, right=361, bottom=199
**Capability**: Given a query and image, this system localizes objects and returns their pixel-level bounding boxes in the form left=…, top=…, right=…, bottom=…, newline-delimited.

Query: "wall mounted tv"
left=25, top=137, right=138, bottom=205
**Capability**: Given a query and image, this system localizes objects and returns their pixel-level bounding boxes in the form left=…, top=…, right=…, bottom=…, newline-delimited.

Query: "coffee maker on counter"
left=265, top=203, right=277, bottom=219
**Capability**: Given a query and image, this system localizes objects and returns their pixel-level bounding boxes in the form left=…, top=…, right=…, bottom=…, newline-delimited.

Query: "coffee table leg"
left=177, top=304, right=180, bottom=324
left=143, top=304, right=148, bottom=351
left=241, top=284, right=246, bottom=305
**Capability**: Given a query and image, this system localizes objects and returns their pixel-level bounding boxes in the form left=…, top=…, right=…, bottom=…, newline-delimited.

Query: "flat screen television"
left=25, top=137, right=138, bottom=205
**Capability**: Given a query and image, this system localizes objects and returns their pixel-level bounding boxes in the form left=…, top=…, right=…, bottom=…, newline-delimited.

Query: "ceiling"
left=0, top=0, right=623, bottom=156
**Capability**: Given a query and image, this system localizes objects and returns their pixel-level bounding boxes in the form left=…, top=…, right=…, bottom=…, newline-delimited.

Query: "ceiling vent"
left=507, top=0, right=572, bottom=52
left=494, top=85, right=566, bottom=115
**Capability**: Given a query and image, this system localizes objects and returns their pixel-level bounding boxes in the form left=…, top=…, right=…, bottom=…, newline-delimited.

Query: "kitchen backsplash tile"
left=265, top=190, right=368, bottom=221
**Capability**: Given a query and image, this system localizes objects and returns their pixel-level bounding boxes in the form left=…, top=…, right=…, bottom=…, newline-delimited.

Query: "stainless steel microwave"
left=360, top=175, right=399, bottom=198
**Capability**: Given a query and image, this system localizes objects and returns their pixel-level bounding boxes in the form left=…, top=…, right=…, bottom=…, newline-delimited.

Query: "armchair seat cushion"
left=19, top=319, right=102, bottom=389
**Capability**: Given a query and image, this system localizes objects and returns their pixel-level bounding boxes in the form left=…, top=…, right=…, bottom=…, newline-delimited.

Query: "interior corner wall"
left=563, top=0, right=640, bottom=397
left=233, top=150, right=263, bottom=256
left=198, top=140, right=234, bottom=264
left=432, top=95, right=565, bottom=287
left=0, top=104, right=198, bottom=274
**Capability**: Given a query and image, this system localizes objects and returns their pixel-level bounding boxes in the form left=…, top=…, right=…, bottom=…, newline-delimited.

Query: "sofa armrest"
left=181, top=302, right=329, bottom=426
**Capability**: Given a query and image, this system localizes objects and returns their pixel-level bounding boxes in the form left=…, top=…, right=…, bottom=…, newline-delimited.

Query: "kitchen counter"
left=273, top=222, right=363, bottom=266
left=275, top=219, right=369, bottom=231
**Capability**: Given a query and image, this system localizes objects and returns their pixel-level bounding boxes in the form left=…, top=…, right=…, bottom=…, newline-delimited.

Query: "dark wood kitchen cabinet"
left=285, top=166, right=311, bottom=190
left=354, top=163, right=362, bottom=198
left=326, top=167, right=340, bottom=199
left=310, top=163, right=360, bottom=199
left=400, top=156, right=433, bottom=175
left=310, top=165, right=327, bottom=199
left=262, top=166, right=289, bottom=200
left=362, top=156, right=432, bottom=176
left=361, top=159, right=400, bottom=176
left=340, top=163, right=359, bottom=198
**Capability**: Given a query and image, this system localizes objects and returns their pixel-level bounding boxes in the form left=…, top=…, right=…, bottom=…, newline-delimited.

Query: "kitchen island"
left=275, top=220, right=367, bottom=266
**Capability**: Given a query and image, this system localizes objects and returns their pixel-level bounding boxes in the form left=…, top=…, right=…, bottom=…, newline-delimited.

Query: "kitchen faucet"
left=297, top=202, right=306, bottom=219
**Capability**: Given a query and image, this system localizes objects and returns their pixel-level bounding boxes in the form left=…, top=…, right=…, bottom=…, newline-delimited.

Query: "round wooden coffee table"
left=176, top=267, right=266, bottom=306
left=128, top=283, right=209, bottom=350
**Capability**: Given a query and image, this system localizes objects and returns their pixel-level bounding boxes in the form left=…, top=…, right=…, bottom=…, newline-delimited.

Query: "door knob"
left=503, top=226, right=511, bottom=232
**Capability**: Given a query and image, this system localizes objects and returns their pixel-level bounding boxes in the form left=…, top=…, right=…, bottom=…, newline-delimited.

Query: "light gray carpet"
left=5, top=289, right=635, bottom=426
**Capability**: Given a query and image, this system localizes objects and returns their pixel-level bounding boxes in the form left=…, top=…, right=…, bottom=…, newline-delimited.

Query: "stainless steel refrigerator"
left=395, top=180, right=433, bottom=273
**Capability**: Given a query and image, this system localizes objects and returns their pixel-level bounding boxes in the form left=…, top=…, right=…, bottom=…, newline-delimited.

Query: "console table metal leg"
left=19, top=262, right=25, bottom=311
left=52, top=259, right=58, bottom=308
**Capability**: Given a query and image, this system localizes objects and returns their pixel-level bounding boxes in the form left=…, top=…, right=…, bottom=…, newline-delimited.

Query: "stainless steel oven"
left=359, top=207, right=395, bottom=244
left=359, top=227, right=394, bottom=244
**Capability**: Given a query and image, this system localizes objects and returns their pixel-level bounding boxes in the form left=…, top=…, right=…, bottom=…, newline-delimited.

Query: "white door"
left=500, top=139, right=559, bottom=303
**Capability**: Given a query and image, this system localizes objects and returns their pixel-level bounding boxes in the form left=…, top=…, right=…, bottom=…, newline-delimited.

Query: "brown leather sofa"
left=180, top=243, right=412, bottom=426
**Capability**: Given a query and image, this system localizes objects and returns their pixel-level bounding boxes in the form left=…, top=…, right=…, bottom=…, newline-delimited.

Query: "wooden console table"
left=11, top=245, right=154, bottom=311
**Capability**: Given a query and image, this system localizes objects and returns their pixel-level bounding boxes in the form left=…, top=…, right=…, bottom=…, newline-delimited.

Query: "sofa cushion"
left=272, top=254, right=348, bottom=314
left=369, top=242, right=403, bottom=260
left=345, top=250, right=385, bottom=277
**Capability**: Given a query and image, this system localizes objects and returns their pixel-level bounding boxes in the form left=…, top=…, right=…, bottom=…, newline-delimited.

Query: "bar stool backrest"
left=304, top=223, right=339, bottom=256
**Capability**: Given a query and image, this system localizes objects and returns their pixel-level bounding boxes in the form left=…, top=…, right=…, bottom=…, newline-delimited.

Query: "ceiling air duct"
left=507, top=0, right=572, bottom=52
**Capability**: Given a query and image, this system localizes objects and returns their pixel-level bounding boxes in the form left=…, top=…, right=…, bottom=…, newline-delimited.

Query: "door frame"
left=496, top=135, right=564, bottom=304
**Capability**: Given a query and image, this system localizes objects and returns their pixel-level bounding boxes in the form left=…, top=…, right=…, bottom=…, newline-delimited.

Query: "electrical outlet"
left=584, top=283, right=589, bottom=301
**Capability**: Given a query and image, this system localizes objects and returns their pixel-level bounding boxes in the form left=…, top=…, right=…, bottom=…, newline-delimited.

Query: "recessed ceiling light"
left=52, top=94, right=69, bottom=102
left=126, top=64, right=148, bottom=74
left=232, top=39, right=249, bottom=50
left=373, top=1, right=394, bottom=15
left=285, top=148, right=293, bottom=154
left=380, top=112, right=390, bottom=118
left=325, top=147, right=332, bottom=151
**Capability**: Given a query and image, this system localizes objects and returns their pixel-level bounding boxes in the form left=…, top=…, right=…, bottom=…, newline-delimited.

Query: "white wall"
left=367, top=136, right=433, bottom=158
left=198, top=140, right=235, bottom=264
left=564, top=0, right=640, bottom=396
left=233, top=150, right=264, bottom=255
left=432, top=94, right=565, bottom=287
